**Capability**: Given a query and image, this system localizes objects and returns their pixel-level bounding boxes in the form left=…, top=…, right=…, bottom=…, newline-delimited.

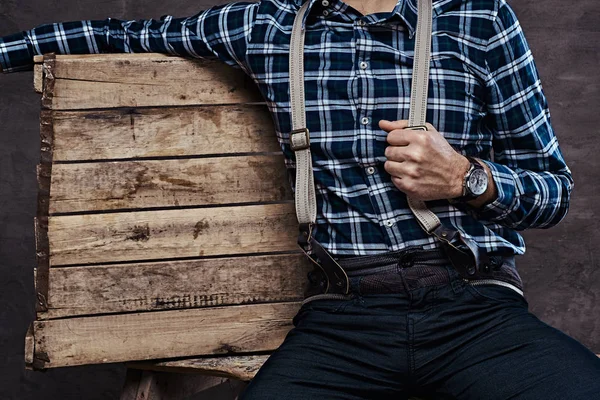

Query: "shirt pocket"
left=428, top=55, right=490, bottom=153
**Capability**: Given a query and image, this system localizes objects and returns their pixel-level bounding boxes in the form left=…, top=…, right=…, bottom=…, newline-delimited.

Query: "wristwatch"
left=450, top=155, right=488, bottom=203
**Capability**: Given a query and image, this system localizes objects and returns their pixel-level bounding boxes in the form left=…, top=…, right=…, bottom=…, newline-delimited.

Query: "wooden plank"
left=51, top=105, right=279, bottom=161
left=30, top=301, right=300, bottom=368
left=48, top=203, right=298, bottom=266
left=49, top=155, right=292, bottom=213
left=42, top=254, right=311, bottom=319
left=128, top=355, right=270, bottom=381
left=46, top=54, right=262, bottom=110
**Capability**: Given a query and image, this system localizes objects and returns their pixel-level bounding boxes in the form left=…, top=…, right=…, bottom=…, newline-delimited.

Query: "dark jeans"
left=239, top=265, right=600, bottom=399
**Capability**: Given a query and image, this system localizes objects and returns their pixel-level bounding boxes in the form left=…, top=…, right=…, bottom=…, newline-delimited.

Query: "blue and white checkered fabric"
left=0, top=0, right=574, bottom=258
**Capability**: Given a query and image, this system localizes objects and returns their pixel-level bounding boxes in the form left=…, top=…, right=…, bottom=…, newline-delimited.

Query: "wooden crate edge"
left=33, top=107, right=55, bottom=314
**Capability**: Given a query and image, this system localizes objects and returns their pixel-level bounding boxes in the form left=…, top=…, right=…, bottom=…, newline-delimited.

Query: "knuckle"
left=386, top=131, right=397, bottom=143
left=411, top=151, right=424, bottom=163
left=408, top=165, right=420, bottom=178
left=384, top=160, right=392, bottom=173
left=384, top=146, right=392, bottom=158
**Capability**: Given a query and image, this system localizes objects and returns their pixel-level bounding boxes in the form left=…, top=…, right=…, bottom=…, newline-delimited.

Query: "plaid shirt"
left=0, top=0, right=574, bottom=258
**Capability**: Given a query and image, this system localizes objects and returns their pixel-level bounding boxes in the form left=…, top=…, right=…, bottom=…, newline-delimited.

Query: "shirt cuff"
left=470, top=159, right=521, bottom=223
left=0, top=32, right=33, bottom=73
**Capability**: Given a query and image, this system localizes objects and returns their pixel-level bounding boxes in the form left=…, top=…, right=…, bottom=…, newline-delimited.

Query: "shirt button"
left=321, top=0, right=329, bottom=6
left=366, top=166, right=376, bottom=175
left=384, top=220, right=394, bottom=227
left=361, top=117, right=369, bottom=125
left=359, top=61, right=368, bottom=70
left=323, top=9, right=330, bottom=16
left=357, top=20, right=366, bottom=26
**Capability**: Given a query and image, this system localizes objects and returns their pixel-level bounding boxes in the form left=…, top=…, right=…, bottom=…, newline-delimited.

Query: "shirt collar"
left=293, top=0, right=420, bottom=37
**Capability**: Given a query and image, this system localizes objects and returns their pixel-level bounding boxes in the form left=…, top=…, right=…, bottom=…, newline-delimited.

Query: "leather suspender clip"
left=298, top=222, right=350, bottom=294
left=432, top=224, right=497, bottom=280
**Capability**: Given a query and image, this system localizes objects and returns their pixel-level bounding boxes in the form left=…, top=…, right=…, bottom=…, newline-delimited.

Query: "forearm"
left=0, top=2, right=258, bottom=73
left=0, top=18, right=192, bottom=73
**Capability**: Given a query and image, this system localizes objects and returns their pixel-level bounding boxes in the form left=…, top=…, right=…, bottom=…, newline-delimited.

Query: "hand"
left=379, top=119, right=470, bottom=201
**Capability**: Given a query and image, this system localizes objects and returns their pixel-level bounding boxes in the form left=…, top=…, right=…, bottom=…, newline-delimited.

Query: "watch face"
left=467, top=169, right=488, bottom=196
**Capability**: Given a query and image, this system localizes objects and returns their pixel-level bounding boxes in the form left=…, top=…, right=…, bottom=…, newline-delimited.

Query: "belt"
left=302, top=246, right=524, bottom=305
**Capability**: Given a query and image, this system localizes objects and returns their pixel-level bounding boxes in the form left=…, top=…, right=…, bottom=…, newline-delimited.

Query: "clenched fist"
left=379, top=119, right=470, bottom=201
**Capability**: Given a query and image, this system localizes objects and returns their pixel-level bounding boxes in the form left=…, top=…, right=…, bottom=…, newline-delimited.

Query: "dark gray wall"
left=0, top=1, right=598, bottom=398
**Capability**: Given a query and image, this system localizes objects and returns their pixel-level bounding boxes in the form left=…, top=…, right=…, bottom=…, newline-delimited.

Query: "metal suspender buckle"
left=406, top=125, right=428, bottom=131
left=290, top=128, right=310, bottom=151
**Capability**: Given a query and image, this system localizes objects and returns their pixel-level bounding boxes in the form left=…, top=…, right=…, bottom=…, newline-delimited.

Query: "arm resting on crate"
left=0, top=1, right=258, bottom=73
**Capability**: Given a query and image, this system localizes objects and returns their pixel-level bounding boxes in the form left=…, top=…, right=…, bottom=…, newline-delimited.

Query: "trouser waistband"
left=303, top=246, right=524, bottom=300
left=335, top=245, right=448, bottom=275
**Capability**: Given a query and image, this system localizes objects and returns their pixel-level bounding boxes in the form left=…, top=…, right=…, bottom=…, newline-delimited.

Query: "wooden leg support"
left=119, top=368, right=247, bottom=400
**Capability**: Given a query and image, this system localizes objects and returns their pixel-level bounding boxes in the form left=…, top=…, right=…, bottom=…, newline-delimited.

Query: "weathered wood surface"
left=49, top=155, right=291, bottom=213
left=50, top=105, right=279, bottom=161
left=34, top=62, right=43, bottom=93
left=41, top=54, right=263, bottom=110
left=28, top=301, right=300, bottom=368
left=48, top=203, right=298, bottom=266
left=41, top=254, right=310, bottom=319
left=27, top=54, right=308, bottom=372
left=128, top=355, right=270, bottom=382
left=34, top=110, right=54, bottom=313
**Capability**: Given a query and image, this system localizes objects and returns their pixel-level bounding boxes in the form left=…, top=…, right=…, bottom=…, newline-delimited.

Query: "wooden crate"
left=25, top=53, right=312, bottom=375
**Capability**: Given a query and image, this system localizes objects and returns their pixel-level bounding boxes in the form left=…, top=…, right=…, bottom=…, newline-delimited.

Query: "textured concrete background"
left=0, top=0, right=598, bottom=398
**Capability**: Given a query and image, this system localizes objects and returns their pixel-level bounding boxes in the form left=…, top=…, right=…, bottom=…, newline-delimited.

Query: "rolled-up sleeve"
left=0, top=1, right=258, bottom=73
left=472, top=0, right=574, bottom=231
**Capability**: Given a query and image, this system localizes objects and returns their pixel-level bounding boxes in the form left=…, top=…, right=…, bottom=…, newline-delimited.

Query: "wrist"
left=451, top=154, right=471, bottom=199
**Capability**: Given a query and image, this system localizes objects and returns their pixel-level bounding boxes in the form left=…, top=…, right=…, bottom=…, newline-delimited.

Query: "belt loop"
left=447, top=266, right=464, bottom=294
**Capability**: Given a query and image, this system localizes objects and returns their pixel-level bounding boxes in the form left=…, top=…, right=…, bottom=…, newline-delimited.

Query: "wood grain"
left=31, top=301, right=300, bottom=368
left=49, top=155, right=291, bottom=213
left=46, top=54, right=262, bottom=110
left=50, top=105, right=279, bottom=161
left=42, top=254, right=310, bottom=319
left=48, top=203, right=298, bottom=266
left=127, top=354, right=270, bottom=381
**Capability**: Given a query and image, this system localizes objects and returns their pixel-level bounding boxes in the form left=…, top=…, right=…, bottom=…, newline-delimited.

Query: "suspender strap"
left=291, top=0, right=349, bottom=294
left=289, top=0, right=495, bottom=287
